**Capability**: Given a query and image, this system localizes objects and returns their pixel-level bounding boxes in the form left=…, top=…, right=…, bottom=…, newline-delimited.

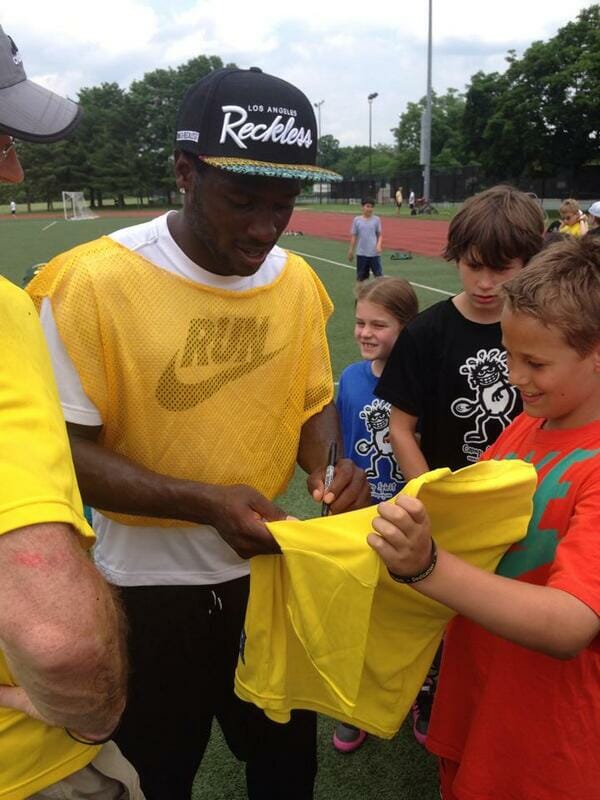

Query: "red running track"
left=288, top=209, right=450, bottom=258
left=2, top=207, right=450, bottom=259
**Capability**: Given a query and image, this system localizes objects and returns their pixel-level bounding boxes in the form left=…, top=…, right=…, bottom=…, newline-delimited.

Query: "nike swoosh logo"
left=156, top=346, right=286, bottom=411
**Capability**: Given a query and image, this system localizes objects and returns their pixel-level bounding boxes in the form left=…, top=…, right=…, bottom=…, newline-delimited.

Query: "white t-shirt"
left=40, top=212, right=288, bottom=586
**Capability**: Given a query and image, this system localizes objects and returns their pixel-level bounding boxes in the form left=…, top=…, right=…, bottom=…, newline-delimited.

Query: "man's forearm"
left=7, top=581, right=126, bottom=735
left=0, top=525, right=127, bottom=736
left=68, top=428, right=284, bottom=557
left=296, top=401, right=342, bottom=474
left=69, top=431, right=216, bottom=525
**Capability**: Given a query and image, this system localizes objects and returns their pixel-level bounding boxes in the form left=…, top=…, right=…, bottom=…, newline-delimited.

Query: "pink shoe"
left=332, top=723, right=367, bottom=753
left=411, top=677, right=435, bottom=746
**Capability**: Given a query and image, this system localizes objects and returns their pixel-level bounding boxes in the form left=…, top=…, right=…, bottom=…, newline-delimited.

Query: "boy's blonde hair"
left=503, top=237, right=600, bottom=356
left=444, top=185, right=544, bottom=269
left=560, top=198, right=581, bottom=217
left=355, top=276, right=418, bottom=325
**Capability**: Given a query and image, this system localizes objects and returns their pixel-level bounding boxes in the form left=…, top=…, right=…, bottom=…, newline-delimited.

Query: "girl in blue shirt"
left=337, top=277, right=419, bottom=503
left=333, top=276, right=418, bottom=753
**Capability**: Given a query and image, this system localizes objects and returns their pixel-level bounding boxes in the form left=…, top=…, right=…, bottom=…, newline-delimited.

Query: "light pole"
left=368, top=92, right=378, bottom=194
left=313, top=99, right=325, bottom=203
left=422, top=0, right=433, bottom=204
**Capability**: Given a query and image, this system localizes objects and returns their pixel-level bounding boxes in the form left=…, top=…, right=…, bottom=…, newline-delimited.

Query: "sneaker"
left=332, top=722, right=367, bottom=753
left=411, top=677, right=435, bottom=746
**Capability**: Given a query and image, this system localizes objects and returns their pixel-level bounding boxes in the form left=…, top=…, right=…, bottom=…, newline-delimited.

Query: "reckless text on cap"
left=219, top=105, right=313, bottom=150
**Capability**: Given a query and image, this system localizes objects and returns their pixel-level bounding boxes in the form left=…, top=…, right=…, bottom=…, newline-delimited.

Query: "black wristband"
left=388, top=538, right=438, bottom=584
left=65, top=725, right=118, bottom=746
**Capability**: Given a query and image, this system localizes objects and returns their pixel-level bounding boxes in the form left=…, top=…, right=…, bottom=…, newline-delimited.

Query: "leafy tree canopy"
left=463, top=4, right=600, bottom=178
left=391, top=89, right=467, bottom=168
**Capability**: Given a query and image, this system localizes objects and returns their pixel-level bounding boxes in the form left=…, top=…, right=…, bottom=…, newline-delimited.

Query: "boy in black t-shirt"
left=377, top=185, right=544, bottom=476
left=376, top=184, right=545, bottom=742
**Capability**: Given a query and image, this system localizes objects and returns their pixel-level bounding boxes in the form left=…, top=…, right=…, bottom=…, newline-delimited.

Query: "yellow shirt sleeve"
left=0, top=277, right=92, bottom=542
left=297, top=260, right=334, bottom=419
left=0, top=278, right=97, bottom=799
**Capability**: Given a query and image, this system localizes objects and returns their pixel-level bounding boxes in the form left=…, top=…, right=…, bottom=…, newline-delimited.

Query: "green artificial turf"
left=0, top=216, right=144, bottom=285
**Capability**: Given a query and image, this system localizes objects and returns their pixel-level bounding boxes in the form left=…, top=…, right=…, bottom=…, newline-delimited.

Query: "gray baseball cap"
left=0, top=26, right=81, bottom=142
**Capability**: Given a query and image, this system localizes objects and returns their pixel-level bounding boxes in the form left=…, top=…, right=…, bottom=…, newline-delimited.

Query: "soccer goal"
left=62, top=191, right=98, bottom=221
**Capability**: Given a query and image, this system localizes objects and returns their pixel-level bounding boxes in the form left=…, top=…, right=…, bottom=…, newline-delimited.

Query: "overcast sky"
left=3, top=2, right=587, bottom=147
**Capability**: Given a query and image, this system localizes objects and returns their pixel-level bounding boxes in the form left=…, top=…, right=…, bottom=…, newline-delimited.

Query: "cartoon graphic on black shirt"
left=355, top=398, right=404, bottom=482
left=451, top=348, right=517, bottom=454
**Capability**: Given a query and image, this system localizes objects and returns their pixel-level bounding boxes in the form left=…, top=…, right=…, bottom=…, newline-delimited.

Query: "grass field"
left=1, top=215, right=461, bottom=800
left=0, top=198, right=457, bottom=220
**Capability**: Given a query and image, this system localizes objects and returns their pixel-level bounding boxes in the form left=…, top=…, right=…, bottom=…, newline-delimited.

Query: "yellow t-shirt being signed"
left=236, top=460, right=536, bottom=738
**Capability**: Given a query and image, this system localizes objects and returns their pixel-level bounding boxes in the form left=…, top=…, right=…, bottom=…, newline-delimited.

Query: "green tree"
left=461, top=70, right=506, bottom=164
left=128, top=56, right=227, bottom=202
left=72, top=82, right=134, bottom=207
left=318, top=134, right=341, bottom=171
left=332, top=145, right=370, bottom=179
left=3, top=55, right=235, bottom=208
left=15, top=139, right=79, bottom=210
left=464, top=5, right=600, bottom=179
left=392, top=89, right=467, bottom=167
left=352, top=144, right=397, bottom=180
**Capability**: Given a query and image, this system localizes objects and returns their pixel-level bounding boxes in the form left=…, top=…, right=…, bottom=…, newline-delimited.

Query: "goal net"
left=62, top=191, right=98, bottom=221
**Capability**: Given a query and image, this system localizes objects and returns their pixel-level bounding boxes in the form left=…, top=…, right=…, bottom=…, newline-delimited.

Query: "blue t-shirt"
left=336, top=360, right=405, bottom=502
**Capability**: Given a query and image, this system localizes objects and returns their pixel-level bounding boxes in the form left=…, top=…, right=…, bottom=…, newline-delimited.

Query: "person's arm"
left=299, top=402, right=371, bottom=513
left=368, top=495, right=600, bottom=659
left=388, top=407, right=429, bottom=480
left=376, top=323, right=429, bottom=473
left=67, top=423, right=284, bottom=559
left=0, top=285, right=126, bottom=737
left=348, top=234, right=357, bottom=262
left=0, top=522, right=126, bottom=738
left=376, top=222, right=383, bottom=254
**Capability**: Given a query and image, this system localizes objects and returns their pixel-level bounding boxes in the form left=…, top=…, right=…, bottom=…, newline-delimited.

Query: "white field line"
left=41, top=221, right=57, bottom=231
left=288, top=249, right=453, bottom=297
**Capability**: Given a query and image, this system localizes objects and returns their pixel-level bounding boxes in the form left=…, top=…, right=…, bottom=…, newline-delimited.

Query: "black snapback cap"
left=175, top=67, right=341, bottom=183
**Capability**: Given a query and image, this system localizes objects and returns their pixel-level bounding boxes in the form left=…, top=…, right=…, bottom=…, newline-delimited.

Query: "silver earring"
left=179, top=187, right=186, bottom=195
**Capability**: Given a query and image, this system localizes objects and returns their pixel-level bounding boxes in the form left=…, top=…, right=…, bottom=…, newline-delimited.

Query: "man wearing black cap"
left=0, top=25, right=144, bottom=800
left=29, top=67, right=370, bottom=799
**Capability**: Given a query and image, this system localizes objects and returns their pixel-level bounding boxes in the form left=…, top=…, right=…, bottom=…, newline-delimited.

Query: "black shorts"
left=356, top=255, right=383, bottom=281
left=114, top=578, right=317, bottom=800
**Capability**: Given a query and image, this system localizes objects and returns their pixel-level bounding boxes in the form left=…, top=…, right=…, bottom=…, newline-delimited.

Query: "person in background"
left=348, top=197, right=383, bottom=281
left=395, top=186, right=403, bottom=214
left=333, top=275, right=418, bottom=753
left=0, top=23, right=141, bottom=800
left=559, top=197, right=588, bottom=237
